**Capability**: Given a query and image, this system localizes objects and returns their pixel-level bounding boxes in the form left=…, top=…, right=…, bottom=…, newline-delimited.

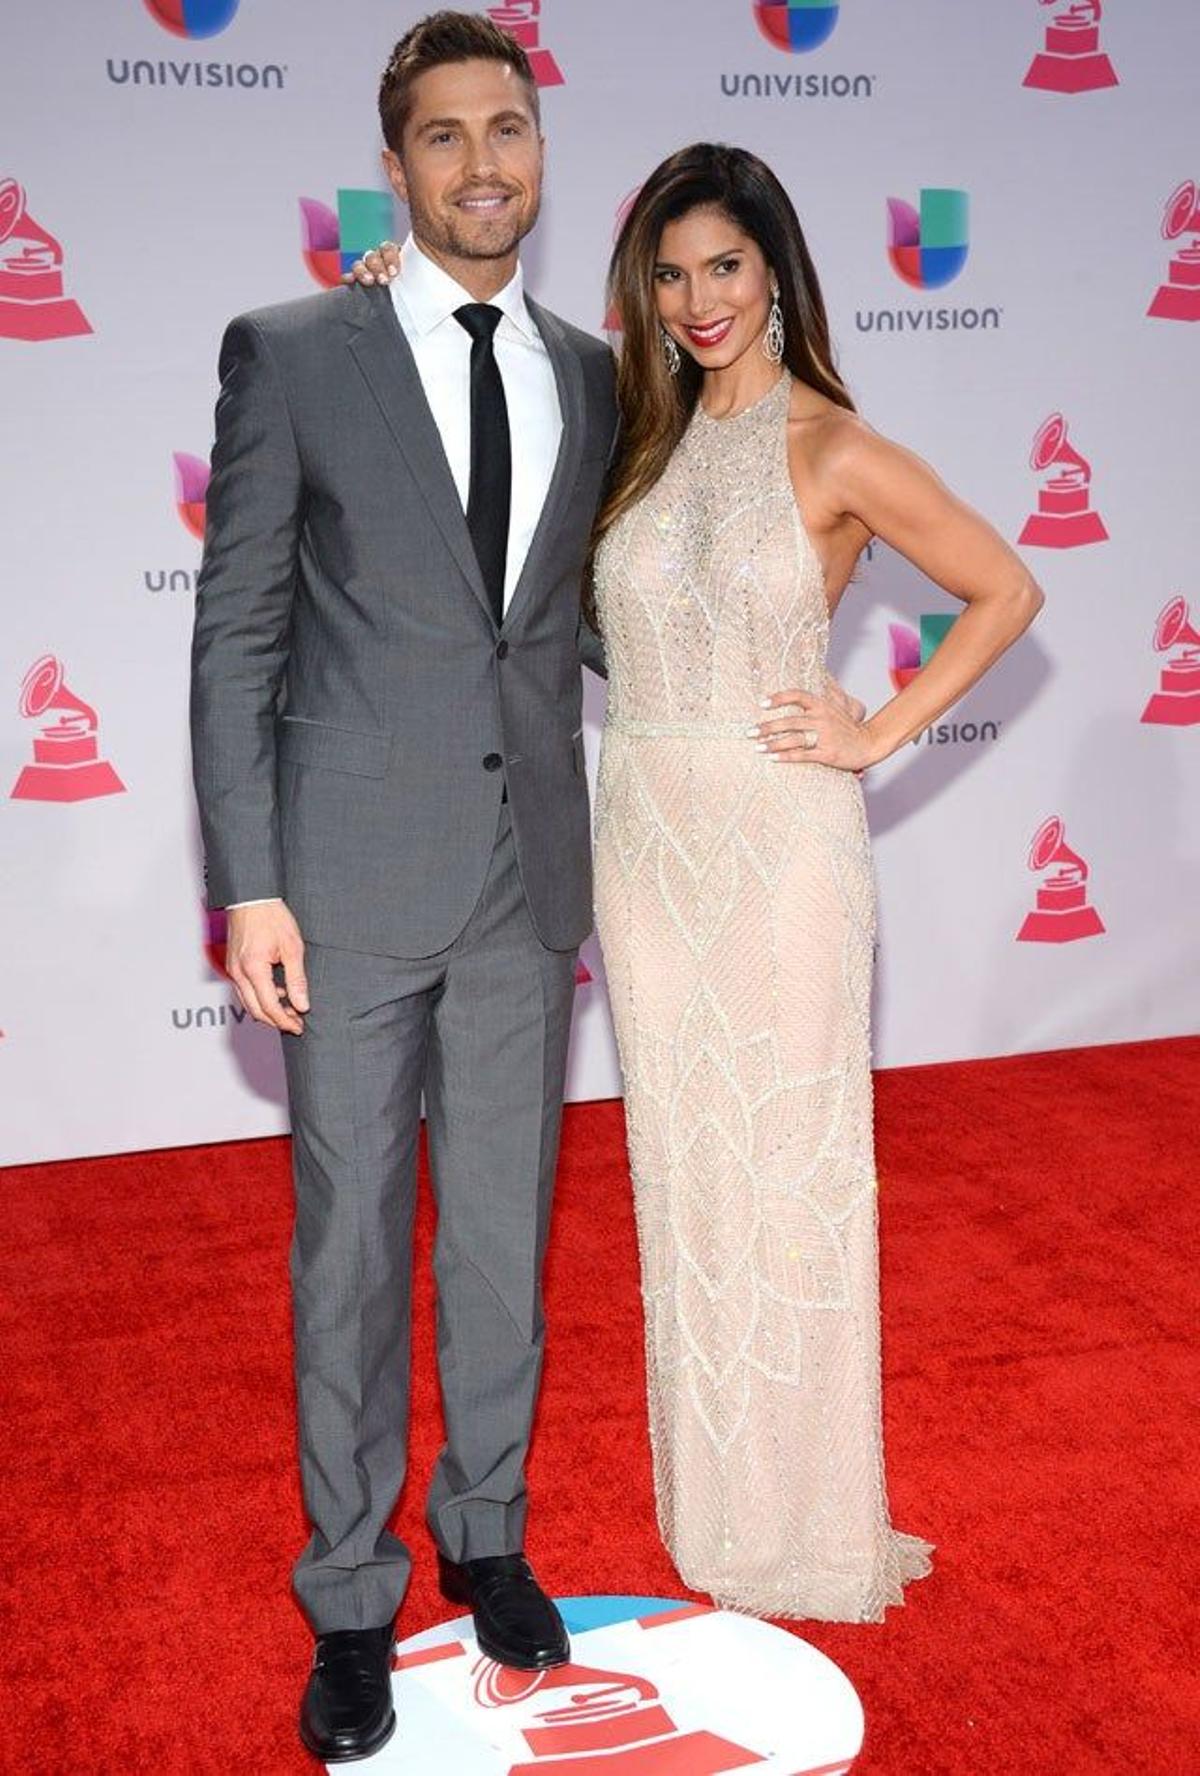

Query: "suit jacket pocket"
left=277, top=715, right=391, bottom=778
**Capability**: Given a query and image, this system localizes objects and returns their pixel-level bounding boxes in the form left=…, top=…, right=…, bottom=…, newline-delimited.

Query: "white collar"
left=395, top=233, right=535, bottom=342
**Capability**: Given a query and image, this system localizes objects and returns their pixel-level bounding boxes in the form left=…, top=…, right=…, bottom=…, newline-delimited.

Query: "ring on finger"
left=802, top=729, right=818, bottom=750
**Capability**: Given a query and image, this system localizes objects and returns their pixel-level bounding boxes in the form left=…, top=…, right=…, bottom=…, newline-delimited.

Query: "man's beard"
left=409, top=190, right=537, bottom=264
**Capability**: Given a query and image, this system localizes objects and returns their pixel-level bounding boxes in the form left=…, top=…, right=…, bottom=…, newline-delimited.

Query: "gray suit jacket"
left=190, top=279, right=615, bottom=958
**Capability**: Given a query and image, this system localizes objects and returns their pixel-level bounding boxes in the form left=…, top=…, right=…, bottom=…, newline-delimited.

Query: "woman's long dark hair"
left=587, top=143, right=854, bottom=625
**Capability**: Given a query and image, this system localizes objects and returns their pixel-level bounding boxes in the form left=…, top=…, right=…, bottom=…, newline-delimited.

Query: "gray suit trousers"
left=283, top=808, right=577, bottom=1633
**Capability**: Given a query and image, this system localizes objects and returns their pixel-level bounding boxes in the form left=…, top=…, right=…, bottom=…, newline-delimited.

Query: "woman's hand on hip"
left=753, top=684, right=876, bottom=773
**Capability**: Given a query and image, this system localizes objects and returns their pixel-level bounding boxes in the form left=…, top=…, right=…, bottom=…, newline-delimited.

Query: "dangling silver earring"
left=661, top=326, right=681, bottom=376
left=762, top=289, right=785, bottom=365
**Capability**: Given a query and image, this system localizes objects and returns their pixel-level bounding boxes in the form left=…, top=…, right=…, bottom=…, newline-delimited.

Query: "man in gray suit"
left=190, top=13, right=614, bottom=1762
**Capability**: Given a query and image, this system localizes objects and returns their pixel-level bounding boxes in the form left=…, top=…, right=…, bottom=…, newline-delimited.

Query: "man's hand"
left=343, top=240, right=401, bottom=286
left=226, top=901, right=309, bottom=1035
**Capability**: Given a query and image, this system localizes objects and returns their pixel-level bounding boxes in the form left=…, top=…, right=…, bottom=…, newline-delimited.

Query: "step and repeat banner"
left=2, top=2, right=1196, bottom=1165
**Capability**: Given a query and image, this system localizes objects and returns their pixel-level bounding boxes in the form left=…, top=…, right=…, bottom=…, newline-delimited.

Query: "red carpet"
left=2, top=1037, right=1198, bottom=1774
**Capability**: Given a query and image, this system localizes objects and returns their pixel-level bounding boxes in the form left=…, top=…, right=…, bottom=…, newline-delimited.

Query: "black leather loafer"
left=438, top=1552, right=570, bottom=1670
left=299, top=1622, right=397, bottom=1764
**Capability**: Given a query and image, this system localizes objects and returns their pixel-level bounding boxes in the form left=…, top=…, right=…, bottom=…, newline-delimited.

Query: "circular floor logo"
left=352, top=1595, right=864, bottom=1773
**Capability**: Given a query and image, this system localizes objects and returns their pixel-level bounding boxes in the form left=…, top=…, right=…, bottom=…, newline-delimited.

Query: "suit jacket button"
left=483, top=752, right=503, bottom=771
left=496, top=639, right=509, bottom=660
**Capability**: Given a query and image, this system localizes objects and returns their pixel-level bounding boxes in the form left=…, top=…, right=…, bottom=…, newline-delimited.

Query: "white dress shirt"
left=230, top=236, right=563, bottom=911
left=391, top=232, right=563, bottom=612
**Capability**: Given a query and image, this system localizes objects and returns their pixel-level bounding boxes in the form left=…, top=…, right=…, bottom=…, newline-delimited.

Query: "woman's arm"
left=759, top=422, right=1044, bottom=769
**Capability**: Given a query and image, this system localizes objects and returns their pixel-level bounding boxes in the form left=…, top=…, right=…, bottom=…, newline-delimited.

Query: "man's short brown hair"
left=379, top=11, right=540, bottom=154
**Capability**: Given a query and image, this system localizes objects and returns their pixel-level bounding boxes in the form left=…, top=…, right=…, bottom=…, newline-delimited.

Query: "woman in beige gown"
left=588, top=145, right=1042, bottom=1621
left=349, top=143, right=1040, bottom=1622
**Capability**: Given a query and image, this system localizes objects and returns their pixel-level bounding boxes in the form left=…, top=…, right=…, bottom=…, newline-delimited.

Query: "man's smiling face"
left=384, top=57, right=544, bottom=276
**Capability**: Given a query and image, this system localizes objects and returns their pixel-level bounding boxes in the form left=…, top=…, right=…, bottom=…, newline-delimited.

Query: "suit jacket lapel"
left=504, top=298, right=586, bottom=631
left=344, top=284, right=495, bottom=626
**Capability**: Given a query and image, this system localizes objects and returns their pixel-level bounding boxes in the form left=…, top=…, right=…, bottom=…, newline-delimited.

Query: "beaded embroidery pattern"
left=592, top=373, right=933, bottom=1620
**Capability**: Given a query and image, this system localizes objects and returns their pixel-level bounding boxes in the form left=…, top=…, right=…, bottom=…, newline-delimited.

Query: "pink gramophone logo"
left=1023, top=1, right=1117, bottom=94
left=1017, top=816, right=1105, bottom=943
left=487, top=3, right=564, bottom=86
left=468, top=1642, right=763, bottom=1773
left=1141, top=595, right=1200, bottom=727
left=1018, top=413, right=1108, bottom=549
left=1147, top=179, right=1200, bottom=323
left=10, top=656, right=125, bottom=802
left=0, top=178, right=91, bottom=342
left=174, top=452, right=210, bottom=539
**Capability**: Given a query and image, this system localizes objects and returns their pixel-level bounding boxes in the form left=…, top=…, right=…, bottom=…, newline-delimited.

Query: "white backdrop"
left=2, top=1, right=1196, bottom=1167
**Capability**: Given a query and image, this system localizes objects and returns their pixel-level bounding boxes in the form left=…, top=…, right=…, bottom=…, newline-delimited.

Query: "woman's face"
left=653, top=205, right=775, bottom=371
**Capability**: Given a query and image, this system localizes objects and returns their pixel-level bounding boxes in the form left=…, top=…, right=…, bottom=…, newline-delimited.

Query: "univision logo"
left=171, top=1001, right=251, bottom=1030
left=301, top=191, right=395, bottom=288
left=174, top=452, right=209, bottom=540
left=106, top=56, right=283, bottom=89
left=143, top=0, right=240, bottom=38
left=723, top=0, right=874, bottom=100
left=754, top=1, right=840, bottom=53
left=887, top=189, right=968, bottom=289
left=144, top=451, right=206, bottom=595
left=888, top=615, right=1002, bottom=746
left=857, top=188, right=1001, bottom=334
left=106, top=0, right=284, bottom=88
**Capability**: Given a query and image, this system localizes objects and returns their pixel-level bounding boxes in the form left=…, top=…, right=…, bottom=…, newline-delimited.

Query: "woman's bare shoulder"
left=791, top=392, right=931, bottom=508
left=788, top=382, right=872, bottom=447
left=787, top=385, right=885, bottom=494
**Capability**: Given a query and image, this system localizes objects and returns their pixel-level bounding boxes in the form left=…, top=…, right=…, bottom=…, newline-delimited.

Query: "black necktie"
left=455, top=303, right=511, bottom=627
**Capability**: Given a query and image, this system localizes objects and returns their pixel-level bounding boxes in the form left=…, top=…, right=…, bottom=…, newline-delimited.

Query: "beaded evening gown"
left=591, top=373, right=933, bottom=1621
